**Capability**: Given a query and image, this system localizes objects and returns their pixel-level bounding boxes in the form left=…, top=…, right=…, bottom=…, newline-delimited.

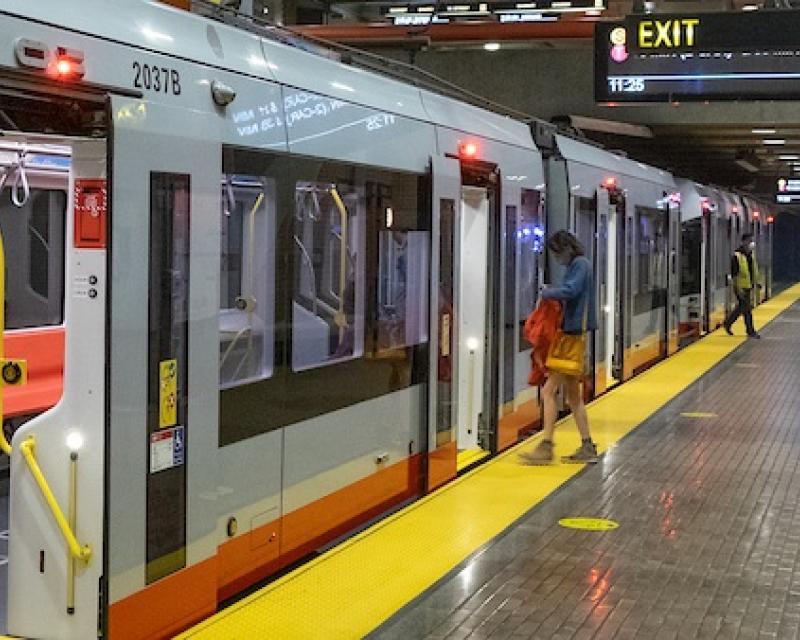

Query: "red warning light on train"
left=49, top=47, right=85, bottom=80
left=55, top=59, right=73, bottom=75
left=459, top=142, right=479, bottom=160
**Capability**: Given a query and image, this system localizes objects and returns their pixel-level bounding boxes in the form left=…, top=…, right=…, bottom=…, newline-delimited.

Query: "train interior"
left=0, top=131, right=78, bottom=634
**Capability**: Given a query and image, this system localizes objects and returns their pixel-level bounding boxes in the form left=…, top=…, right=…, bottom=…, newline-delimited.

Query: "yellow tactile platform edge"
left=178, top=284, right=800, bottom=640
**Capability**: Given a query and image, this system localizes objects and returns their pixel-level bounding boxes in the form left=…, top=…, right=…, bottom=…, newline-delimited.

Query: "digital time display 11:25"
left=596, top=12, right=800, bottom=103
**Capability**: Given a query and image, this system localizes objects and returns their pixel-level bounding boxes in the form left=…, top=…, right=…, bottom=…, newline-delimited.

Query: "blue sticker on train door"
left=173, top=426, right=185, bottom=466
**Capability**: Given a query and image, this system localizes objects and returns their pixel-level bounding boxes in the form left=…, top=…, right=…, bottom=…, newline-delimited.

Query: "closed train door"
left=105, top=96, right=220, bottom=638
left=666, top=196, right=681, bottom=354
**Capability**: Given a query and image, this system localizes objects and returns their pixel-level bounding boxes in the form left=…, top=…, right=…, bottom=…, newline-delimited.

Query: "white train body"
left=0, top=2, right=774, bottom=639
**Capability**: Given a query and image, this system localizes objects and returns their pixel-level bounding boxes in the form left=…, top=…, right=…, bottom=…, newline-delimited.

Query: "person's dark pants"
left=725, top=288, right=755, bottom=335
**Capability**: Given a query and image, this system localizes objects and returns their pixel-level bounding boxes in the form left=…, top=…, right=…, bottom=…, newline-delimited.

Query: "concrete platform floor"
left=374, top=303, right=800, bottom=640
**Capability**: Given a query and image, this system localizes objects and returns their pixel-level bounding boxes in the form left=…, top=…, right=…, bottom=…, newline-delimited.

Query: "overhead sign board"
left=776, top=177, right=800, bottom=204
left=386, top=0, right=604, bottom=25
left=596, top=11, right=800, bottom=103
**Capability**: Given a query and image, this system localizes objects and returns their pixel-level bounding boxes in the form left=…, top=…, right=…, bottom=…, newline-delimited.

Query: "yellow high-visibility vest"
left=734, top=251, right=759, bottom=290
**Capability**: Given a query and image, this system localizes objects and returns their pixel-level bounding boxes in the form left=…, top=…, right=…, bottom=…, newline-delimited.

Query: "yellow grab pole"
left=19, top=437, right=91, bottom=563
left=329, top=187, right=348, bottom=343
left=0, top=227, right=10, bottom=456
left=66, top=451, right=78, bottom=614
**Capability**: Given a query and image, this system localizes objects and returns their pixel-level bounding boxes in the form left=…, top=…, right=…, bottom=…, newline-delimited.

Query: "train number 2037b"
left=132, top=62, right=182, bottom=95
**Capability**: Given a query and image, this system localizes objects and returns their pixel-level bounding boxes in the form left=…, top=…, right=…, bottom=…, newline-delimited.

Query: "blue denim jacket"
left=541, top=256, right=597, bottom=334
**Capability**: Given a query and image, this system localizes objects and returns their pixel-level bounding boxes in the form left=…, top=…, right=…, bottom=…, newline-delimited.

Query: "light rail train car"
left=739, top=194, right=775, bottom=302
left=0, top=1, right=548, bottom=638
left=0, top=2, right=775, bottom=639
left=538, top=131, right=681, bottom=397
left=679, top=181, right=775, bottom=341
left=678, top=181, right=742, bottom=338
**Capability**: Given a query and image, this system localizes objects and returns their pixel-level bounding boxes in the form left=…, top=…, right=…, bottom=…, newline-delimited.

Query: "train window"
left=634, top=206, right=668, bottom=314
left=219, top=174, right=275, bottom=389
left=292, top=181, right=365, bottom=371
left=377, top=230, right=429, bottom=351
left=517, top=189, right=543, bottom=351
left=681, top=220, right=702, bottom=296
left=30, top=191, right=51, bottom=297
left=436, top=198, right=455, bottom=443
left=1, top=187, right=65, bottom=329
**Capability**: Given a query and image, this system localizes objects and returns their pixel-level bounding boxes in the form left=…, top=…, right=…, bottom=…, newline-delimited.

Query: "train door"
left=597, top=186, right=625, bottom=390
left=702, top=212, right=712, bottom=333
left=725, top=216, right=737, bottom=318
left=666, top=198, right=681, bottom=354
left=105, top=97, right=220, bottom=638
left=574, top=195, right=598, bottom=398
left=630, top=202, right=669, bottom=374
left=456, top=185, right=489, bottom=463
left=426, top=155, right=501, bottom=484
left=5, top=134, right=106, bottom=640
left=428, top=156, right=460, bottom=489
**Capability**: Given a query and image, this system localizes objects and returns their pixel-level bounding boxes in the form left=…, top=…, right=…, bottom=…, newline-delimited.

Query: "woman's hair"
left=546, top=229, right=585, bottom=257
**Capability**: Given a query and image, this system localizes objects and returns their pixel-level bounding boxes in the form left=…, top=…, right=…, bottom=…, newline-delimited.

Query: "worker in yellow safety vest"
left=724, top=232, right=761, bottom=339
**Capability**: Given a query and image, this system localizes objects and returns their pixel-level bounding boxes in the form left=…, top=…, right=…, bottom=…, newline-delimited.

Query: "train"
left=0, top=1, right=774, bottom=639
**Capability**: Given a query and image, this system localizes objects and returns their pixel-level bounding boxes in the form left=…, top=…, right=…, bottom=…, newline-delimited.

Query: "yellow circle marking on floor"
left=558, top=517, right=619, bottom=531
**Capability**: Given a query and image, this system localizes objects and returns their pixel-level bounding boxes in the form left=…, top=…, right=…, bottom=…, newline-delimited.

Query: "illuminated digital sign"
left=776, top=177, right=800, bottom=205
left=386, top=0, right=604, bottom=25
left=596, top=11, right=800, bottom=102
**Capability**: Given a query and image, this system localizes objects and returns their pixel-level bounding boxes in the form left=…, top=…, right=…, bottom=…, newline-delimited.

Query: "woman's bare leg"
left=541, top=373, right=562, bottom=441
left=564, top=377, right=591, bottom=441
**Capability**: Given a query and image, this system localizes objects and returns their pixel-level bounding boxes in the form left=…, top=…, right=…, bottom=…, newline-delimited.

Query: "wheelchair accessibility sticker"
left=150, top=426, right=185, bottom=474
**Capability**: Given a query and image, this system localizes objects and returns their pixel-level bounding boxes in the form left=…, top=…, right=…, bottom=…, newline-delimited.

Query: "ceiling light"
left=779, top=155, right=800, bottom=161
left=763, top=139, right=786, bottom=145
left=484, top=42, right=501, bottom=51
left=752, top=128, right=776, bottom=134
left=742, top=4, right=758, bottom=10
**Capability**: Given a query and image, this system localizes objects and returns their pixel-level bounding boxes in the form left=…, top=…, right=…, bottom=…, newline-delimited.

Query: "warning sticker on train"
left=558, top=517, right=619, bottom=531
left=150, top=426, right=185, bottom=474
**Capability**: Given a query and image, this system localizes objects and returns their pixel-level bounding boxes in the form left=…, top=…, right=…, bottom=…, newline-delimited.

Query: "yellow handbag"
left=545, top=303, right=587, bottom=378
left=545, top=332, right=586, bottom=377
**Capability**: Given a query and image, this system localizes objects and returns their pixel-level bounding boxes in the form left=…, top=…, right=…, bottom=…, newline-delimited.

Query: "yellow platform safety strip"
left=456, top=448, right=491, bottom=471
left=680, top=412, right=719, bottom=419
left=179, top=284, right=800, bottom=640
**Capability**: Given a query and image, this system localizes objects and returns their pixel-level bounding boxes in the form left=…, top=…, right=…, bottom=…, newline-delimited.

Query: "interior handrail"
left=329, top=187, right=349, bottom=343
left=293, top=234, right=318, bottom=314
left=0, top=149, right=31, bottom=207
left=18, top=436, right=92, bottom=564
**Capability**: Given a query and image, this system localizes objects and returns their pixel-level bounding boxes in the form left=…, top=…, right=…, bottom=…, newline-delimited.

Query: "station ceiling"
left=569, top=122, right=795, bottom=200
left=283, top=0, right=800, bottom=200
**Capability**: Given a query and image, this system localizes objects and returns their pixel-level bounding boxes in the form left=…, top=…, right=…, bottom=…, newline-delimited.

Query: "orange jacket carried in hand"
left=523, top=299, right=562, bottom=386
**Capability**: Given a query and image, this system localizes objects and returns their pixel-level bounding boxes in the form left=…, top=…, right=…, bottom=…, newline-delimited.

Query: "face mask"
left=749, top=241, right=756, bottom=250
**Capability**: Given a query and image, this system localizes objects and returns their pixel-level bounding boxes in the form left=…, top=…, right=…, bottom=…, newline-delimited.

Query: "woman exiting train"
left=520, top=230, right=599, bottom=465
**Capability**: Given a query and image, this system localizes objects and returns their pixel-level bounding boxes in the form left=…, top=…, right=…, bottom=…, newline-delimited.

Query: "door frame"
left=460, top=159, right=501, bottom=456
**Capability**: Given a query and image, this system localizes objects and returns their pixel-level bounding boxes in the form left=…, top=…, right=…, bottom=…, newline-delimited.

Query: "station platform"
left=179, top=284, right=800, bottom=640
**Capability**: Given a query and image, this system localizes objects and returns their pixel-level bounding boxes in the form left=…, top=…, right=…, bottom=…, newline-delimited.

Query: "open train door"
left=6, top=135, right=107, bottom=640
left=104, top=96, right=220, bottom=639
left=427, top=155, right=461, bottom=490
